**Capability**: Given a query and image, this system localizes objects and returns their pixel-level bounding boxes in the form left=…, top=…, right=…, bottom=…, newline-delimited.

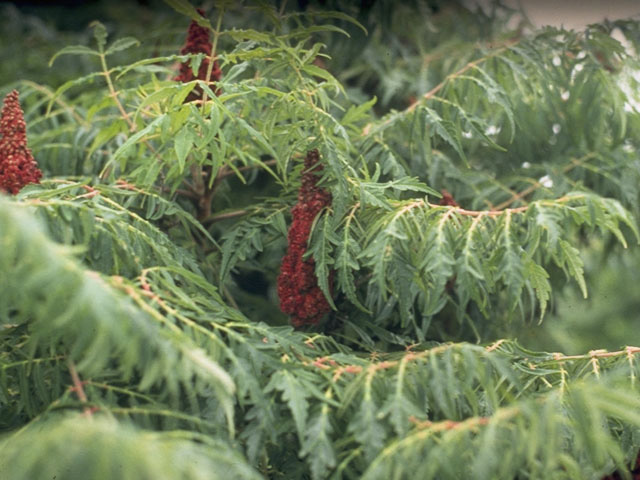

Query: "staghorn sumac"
left=277, top=149, right=333, bottom=327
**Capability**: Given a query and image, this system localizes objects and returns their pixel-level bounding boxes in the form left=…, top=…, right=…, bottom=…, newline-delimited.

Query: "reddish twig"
left=67, top=360, right=96, bottom=417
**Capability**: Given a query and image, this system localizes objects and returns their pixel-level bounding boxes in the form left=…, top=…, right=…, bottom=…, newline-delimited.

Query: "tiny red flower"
left=174, top=8, right=222, bottom=100
left=0, top=90, right=42, bottom=194
left=277, top=149, right=333, bottom=327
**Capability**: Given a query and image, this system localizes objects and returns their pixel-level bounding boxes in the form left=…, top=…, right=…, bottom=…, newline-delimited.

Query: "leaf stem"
left=67, top=360, right=94, bottom=417
left=200, top=7, right=224, bottom=114
left=99, top=53, right=135, bottom=131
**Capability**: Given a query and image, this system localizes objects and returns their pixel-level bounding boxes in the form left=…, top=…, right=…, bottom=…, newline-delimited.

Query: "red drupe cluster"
left=0, top=90, right=42, bottom=194
left=174, top=8, right=222, bottom=99
left=278, top=149, right=333, bottom=327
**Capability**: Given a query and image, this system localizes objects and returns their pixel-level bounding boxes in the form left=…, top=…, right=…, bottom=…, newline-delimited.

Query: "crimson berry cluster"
left=277, top=149, right=333, bottom=327
left=0, top=90, right=42, bottom=195
left=174, top=8, right=222, bottom=101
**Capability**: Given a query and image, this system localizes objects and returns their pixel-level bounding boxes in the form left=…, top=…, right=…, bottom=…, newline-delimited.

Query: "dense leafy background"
left=1, top=1, right=640, bottom=479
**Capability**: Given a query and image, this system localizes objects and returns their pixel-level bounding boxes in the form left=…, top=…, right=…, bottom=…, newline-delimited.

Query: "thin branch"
left=99, top=53, right=135, bottom=131
left=362, top=39, right=520, bottom=135
left=328, top=343, right=458, bottom=382
left=551, top=346, right=640, bottom=362
left=408, top=405, right=520, bottom=432
left=202, top=209, right=248, bottom=224
left=492, top=178, right=542, bottom=211
left=446, top=203, right=529, bottom=217
left=415, top=38, right=520, bottom=108
left=200, top=8, right=225, bottom=114
left=96, top=53, right=169, bottom=182
left=278, top=0, right=288, bottom=17
left=160, top=185, right=200, bottom=199
left=223, top=285, right=240, bottom=312
left=388, top=194, right=583, bottom=218
left=67, top=360, right=94, bottom=417
left=323, top=340, right=640, bottom=385
left=493, top=153, right=598, bottom=210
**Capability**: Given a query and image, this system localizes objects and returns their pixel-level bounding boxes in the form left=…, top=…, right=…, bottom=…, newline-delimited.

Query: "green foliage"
left=1, top=1, right=640, bottom=479
left=0, top=416, right=260, bottom=480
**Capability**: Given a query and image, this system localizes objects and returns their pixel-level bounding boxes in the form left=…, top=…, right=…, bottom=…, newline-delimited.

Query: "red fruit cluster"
left=278, top=149, right=333, bottom=327
left=0, top=90, right=42, bottom=194
left=174, top=8, right=222, bottom=99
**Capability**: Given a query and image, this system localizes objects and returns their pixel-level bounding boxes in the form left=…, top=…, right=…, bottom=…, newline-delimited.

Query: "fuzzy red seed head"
left=174, top=8, right=222, bottom=100
left=277, top=149, right=333, bottom=327
left=0, top=90, right=42, bottom=195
